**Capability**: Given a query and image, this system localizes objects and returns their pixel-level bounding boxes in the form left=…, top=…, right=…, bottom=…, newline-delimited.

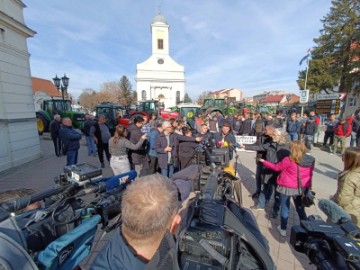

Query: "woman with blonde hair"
left=258, top=141, right=315, bottom=237
left=108, top=125, right=147, bottom=175
left=332, top=147, right=360, bottom=226
left=241, top=125, right=290, bottom=210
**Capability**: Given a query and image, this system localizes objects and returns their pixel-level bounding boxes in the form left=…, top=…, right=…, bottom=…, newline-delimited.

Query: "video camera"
left=174, top=135, right=275, bottom=270
left=0, top=164, right=137, bottom=270
left=291, top=216, right=360, bottom=270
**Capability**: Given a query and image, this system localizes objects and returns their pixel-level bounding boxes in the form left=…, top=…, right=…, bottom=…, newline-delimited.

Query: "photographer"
left=90, top=174, right=181, bottom=270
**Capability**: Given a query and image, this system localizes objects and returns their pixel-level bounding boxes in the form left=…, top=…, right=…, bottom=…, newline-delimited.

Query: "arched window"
left=176, top=91, right=180, bottom=104
left=141, top=90, right=146, bottom=101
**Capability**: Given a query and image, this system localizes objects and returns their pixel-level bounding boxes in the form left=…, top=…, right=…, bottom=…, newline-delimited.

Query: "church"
left=135, top=13, right=185, bottom=109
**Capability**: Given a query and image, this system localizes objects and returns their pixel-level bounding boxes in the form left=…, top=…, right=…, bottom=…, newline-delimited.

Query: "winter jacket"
left=262, top=154, right=315, bottom=189
left=334, top=121, right=352, bottom=137
left=49, top=120, right=61, bottom=139
left=303, top=120, right=316, bottom=135
left=84, top=119, right=96, bottom=136
left=213, top=131, right=236, bottom=160
left=148, top=129, right=160, bottom=157
left=245, top=140, right=290, bottom=184
left=352, top=117, right=360, bottom=133
left=233, top=119, right=242, bottom=133
left=324, top=120, right=338, bottom=133
left=127, top=124, right=148, bottom=165
left=59, top=126, right=82, bottom=151
left=155, top=132, right=195, bottom=169
left=240, top=119, right=252, bottom=135
left=286, top=119, right=300, bottom=134
left=90, top=229, right=179, bottom=270
left=333, top=167, right=360, bottom=226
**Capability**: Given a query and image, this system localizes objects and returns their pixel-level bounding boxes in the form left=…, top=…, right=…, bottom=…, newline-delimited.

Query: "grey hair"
left=121, top=174, right=180, bottom=240
left=162, top=120, right=171, bottom=129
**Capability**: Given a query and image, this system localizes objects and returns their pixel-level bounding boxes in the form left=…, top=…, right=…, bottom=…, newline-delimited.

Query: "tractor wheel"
left=36, top=115, right=49, bottom=135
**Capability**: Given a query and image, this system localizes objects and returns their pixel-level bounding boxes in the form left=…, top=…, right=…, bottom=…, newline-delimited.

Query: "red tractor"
left=95, top=100, right=179, bottom=133
left=128, top=100, right=179, bottom=120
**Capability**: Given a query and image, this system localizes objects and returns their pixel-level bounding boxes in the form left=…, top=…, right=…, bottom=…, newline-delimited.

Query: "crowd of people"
left=50, top=109, right=360, bottom=239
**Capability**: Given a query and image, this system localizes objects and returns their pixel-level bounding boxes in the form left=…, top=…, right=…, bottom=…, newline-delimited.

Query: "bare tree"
left=196, top=90, right=211, bottom=105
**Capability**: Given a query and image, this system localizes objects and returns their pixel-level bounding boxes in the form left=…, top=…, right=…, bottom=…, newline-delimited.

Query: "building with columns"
left=135, top=13, right=185, bottom=109
left=0, top=0, right=41, bottom=172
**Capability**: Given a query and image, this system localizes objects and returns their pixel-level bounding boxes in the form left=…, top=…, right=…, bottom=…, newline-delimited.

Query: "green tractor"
left=201, top=97, right=237, bottom=116
left=36, top=99, right=85, bottom=135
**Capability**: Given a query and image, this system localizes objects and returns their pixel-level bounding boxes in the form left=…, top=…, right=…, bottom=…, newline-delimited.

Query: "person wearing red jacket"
left=330, top=117, right=352, bottom=155
left=258, top=141, right=315, bottom=237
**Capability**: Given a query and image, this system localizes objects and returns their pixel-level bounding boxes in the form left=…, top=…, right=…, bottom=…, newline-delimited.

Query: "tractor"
left=130, top=100, right=180, bottom=120
left=176, top=103, right=201, bottom=128
left=201, top=97, right=237, bottom=116
left=36, top=98, right=85, bottom=135
left=94, top=102, right=130, bottom=133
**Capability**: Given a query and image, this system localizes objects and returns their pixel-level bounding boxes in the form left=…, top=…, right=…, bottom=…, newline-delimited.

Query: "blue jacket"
left=59, top=126, right=82, bottom=151
left=286, top=119, right=300, bottom=134
left=148, top=129, right=159, bottom=157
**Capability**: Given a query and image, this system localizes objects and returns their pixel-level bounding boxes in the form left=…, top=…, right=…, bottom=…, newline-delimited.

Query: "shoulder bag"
left=297, top=164, right=315, bottom=207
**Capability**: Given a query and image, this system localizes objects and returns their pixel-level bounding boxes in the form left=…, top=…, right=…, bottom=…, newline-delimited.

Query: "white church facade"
left=135, top=13, right=185, bottom=109
left=0, top=0, right=41, bottom=172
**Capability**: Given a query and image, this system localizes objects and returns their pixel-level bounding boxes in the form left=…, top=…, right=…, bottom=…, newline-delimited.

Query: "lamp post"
left=53, top=74, right=70, bottom=103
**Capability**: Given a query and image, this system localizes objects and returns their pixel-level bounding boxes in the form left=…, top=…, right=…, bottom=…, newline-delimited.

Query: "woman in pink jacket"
left=258, top=141, right=315, bottom=237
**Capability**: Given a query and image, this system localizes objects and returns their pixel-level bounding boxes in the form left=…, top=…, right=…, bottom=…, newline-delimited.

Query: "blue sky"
left=23, top=0, right=332, bottom=100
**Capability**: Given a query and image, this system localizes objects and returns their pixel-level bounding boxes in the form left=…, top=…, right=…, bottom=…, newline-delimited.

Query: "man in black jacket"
left=90, top=115, right=111, bottom=168
left=127, top=116, right=149, bottom=176
left=91, top=174, right=181, bottom=270
left=59, top=118, right=82, bottom=166
left=49, top=114, right=62, bottom=157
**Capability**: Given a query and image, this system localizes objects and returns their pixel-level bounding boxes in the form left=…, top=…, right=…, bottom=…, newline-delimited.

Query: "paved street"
left=0, top=135, right=344, bottom=270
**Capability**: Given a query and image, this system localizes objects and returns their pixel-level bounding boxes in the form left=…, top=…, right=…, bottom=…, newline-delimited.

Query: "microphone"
left=75, top=182, right=107, bottom=197
left=318, top=199, right=351, bottom=223
left=101, top=170, right=137, bottom=191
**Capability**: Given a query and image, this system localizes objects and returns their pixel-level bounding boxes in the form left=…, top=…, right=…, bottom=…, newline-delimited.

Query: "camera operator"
left=90, top=174, right=181, bottom=270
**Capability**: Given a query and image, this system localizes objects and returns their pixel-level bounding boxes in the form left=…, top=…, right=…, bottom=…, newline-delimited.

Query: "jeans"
left=304, top=135, right=314, bottom=150
left=288, top=133, right=298, bottom=141
left=278, top=192, right=307, bottom=230
left=161, top=164, right=174, bottom=178
left=148, top=155, right=158, bottom=174
left=85, top=136, right=97, bottom=155
left=255, top=163, right=263, bottom=194
left=257, top=182, right=274, bottom=208
left=350, top=131, right=358, bottom=147
left=66, top=150, right=78, bottom=166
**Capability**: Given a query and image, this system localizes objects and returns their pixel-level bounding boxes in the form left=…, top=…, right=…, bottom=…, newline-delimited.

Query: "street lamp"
left=53, top=74, right=70, bottom=102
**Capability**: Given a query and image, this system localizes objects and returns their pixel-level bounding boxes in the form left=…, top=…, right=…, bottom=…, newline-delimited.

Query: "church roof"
left=152, top=13, right=168, bottom=25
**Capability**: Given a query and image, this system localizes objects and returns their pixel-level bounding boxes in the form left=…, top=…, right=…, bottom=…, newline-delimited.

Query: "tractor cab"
left=95, top=102, right=129, bottom=133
